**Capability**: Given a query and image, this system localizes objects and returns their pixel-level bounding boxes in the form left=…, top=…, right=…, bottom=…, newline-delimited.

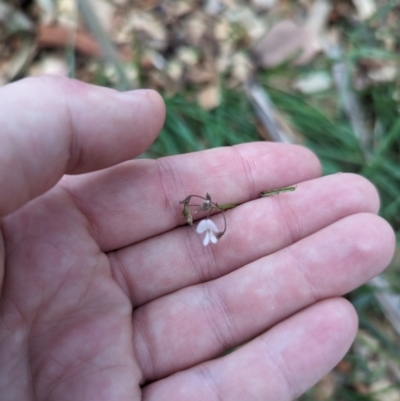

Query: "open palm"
left=0, top=77, right=395, bottom=401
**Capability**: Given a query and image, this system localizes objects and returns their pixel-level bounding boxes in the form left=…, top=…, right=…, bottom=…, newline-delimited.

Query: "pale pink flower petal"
left=197, top=219, right=219, bottom=246
left=210, top=232, right=218, bottom=244
left=203, top=231, right=211, bottom=246
left=196, top=219, right=209, bottom=234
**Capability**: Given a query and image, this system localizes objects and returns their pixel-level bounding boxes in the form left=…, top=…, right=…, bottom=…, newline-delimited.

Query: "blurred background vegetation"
left=1, top=0, right=400, bottom=399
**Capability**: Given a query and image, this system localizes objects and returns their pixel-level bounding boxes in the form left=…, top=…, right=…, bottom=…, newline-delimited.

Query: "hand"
left=0, top=76, right=394, bottom=401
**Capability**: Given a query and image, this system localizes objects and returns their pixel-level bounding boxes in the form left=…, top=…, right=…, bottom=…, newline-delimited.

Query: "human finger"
left=131, top=213, right=394, bottom=381
left=142, top=298, right=357, bottom=401
left=66, top=142, right=321, bottom=251
left=0, top=76, right=165, bottom=216
left=109, top=173, right=380, bottom=305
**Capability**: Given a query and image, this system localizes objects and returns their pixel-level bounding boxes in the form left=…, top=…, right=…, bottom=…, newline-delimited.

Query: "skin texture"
left=0, top=76, right=395, bottom=401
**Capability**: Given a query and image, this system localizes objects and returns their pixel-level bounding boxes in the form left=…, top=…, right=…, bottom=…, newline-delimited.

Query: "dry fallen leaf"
left=163, top=0, right=195, bottom=20
left=197, top=83, right=221, bottom=110
left=313, top=372, right=336, bottom=400
left=0, top=3, right=35, bottom=84
left=28, top=55, right=68, bottom=77
left=253, top=19, right=320, bottom=68
left=183, top=12, right=208, bottom=47
left=177, top=46, right=199, bottom=67
left=35, top=0, right=57, bottom=24
left=230, top=51, right=252, bottom=84
left=141, top=49, right=166, bottom=70
left=369, top=379, right=400, bottom=401
left=204, top=0, right=224, bottom=15
left=352, top=0, right=377, bottom=20
left=251, top=0, right=278, bottom=11
left=186, top=66, right=215, bottom=84
left=304, top=0, right=332, bottom=37
left=368, top=64, right=398, bottom=83
left=336, top=359, right=353, bottom=373
left=38, top=25, right=102, bottom=58
left=293, top=71, right=332, bottom=94
left=166, top=58, right=184, bottom=82
left=56, top=0, right=79, bottom=28
left=224, top=6, right=267, bottom=42
left=127, top=10, right=168, bottom=51
left=87, top=0, right=116, bottom=33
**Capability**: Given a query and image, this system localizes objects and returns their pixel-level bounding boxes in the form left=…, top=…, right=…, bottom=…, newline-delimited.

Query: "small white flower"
left=196, top=219, right=219, bottom=246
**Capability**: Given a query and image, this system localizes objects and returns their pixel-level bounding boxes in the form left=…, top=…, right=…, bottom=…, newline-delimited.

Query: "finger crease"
left=196, top=364, right=223, bottom=401
left=156, top=158, right=181, bottom=223
left=232, top=145, right=256, bottom=200
left=258, top=334, right=297, bottom=400
left=202, top=282, right=236, bottom=351
left=63, top=94, right=82, bottom=172
left=132, top=313, right=157, bottom=382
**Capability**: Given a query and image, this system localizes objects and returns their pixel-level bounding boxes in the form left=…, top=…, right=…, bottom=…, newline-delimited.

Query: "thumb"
left=0, top=76, right=165, bottom=216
